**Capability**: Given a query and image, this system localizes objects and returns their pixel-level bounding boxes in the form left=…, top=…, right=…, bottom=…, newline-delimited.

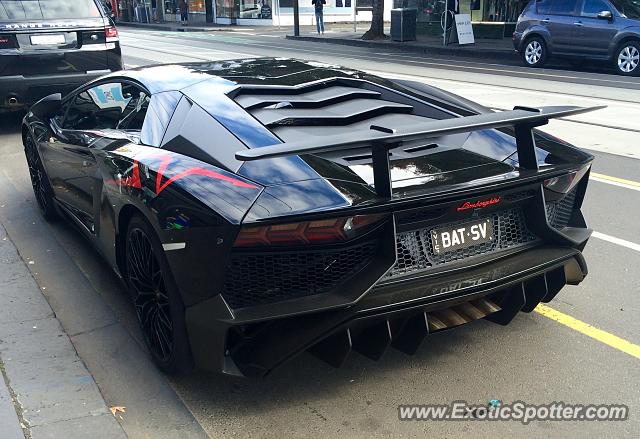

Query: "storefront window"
left=189, top=0, right=206, bottom=12
left=611, top=0, right=640, bottom=18
left=217, top=0, right=272, bottom=17
left=164, top=0, right=178, bottom=13
left=280, top=0, right=351, bottom=8
left=396, top=0, right=526, bottom=22
left=216, top=0, right=232, bottom=17
left=391, top=0, right=447, bottom=24
left=240, top=0, right=271, bottom=17
left=481, top=0, right=527, bottom=21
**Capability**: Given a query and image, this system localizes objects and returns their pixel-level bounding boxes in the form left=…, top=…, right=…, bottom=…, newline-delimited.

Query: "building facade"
left=118, top=0, right=527, bottom=35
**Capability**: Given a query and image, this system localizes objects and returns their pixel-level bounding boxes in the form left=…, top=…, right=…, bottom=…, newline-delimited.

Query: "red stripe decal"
left=155, top=155, right=173, bottom=194
left=129, top=160, right=142, bottom=189
left=157, top=167, right=256, bottom=194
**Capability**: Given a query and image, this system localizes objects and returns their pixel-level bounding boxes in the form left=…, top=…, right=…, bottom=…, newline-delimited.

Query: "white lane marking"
left=590, top=176, right=640, bottom=192
left=121, top=43, right=258, bottom=62
left=163, top=243, right=186, bottom=251
left=120, top=39, right=258, bottom=59
left=592, top=232, right=640, bottom=253
left=364, top=68, right=637, bottom=108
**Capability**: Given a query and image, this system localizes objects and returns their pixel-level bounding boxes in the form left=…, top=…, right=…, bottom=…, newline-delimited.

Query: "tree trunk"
left=361, top=0, right=385, bottom=40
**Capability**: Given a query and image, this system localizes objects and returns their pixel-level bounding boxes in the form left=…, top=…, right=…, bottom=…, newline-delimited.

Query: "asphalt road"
left=0, top=29, right=638, bottom=438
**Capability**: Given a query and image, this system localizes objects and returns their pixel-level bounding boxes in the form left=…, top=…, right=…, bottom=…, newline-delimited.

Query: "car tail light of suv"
left=105, top=26, right=119, bottom=42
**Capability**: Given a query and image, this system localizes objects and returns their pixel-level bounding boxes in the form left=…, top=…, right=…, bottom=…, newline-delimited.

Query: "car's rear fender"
left=94, top=144, right=264, bottom=306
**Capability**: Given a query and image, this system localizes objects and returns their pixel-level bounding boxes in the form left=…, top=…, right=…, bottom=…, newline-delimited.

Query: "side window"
left=581, top=0, right=610, bottom=15
left=117, top=90, right=150, bottom=131
left=548, top=0, right=579, bottom=14
left=62, top=82, right=149, bottom=132
left=538, top=0, right=579, bottom=15
left=140, top=91, right=182, bottom=147
left=537, top=0, right=553, bottom=14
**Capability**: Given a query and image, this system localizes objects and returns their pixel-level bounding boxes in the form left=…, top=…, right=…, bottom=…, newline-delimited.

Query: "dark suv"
left=0, top=0, right=123, bottom=111
left=514, top=0, right=640, bottom=75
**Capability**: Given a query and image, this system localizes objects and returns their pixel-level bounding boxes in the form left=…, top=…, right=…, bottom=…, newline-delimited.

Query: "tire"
left=125, top=214, right=194, bottom=374
left=614, top=41, right=640, bottom=76
left=521, top=37, right=548, bottom=68
left=23, top=133, right=58, bottom=221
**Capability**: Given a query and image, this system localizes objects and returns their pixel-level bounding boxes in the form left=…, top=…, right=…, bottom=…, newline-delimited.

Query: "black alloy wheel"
left=125, top=215, right=193, bottom=374
left=24, top=134, right=57, bottom=220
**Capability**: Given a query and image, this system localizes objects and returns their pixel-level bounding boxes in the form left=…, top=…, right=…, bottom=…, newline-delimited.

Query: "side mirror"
left=597, top=10, right=613, bottom=20
left=30, top=93, right=62, bottom=119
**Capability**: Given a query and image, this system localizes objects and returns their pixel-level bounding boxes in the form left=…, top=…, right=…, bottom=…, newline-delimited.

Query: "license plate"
left=30, top=34, right=66, bottom=45
left=430, top=218, right=494, bottom=255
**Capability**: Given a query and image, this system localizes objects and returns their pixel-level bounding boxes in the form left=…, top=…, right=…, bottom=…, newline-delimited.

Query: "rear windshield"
left=610, top=0, right=640, bottom=18
left=0, top=0, right=101, bottom=20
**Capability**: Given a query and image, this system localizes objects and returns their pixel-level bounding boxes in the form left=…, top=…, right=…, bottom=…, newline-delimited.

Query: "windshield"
left=610, top=0, right=640, bottom=18
left=0, top=0, right=101, bottom=20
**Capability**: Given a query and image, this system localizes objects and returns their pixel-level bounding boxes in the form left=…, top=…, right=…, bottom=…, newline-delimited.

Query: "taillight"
left=105, top=26, right=119, bottom=42
left=0, top=34, right=15, bottom=48
left=234, top=214, right=387, bottom=247
left=543, top=172, right=577, bottom=194
left=543, top=166, right=589, bottom=194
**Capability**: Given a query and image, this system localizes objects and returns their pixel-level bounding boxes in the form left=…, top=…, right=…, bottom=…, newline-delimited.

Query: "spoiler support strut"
left=236, top=105, right=604, bottom=198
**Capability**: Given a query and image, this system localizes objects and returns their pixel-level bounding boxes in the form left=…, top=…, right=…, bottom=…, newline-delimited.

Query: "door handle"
left=573, top=21, right=583, bottom=26
left=542, top=18, right=550, bottom=24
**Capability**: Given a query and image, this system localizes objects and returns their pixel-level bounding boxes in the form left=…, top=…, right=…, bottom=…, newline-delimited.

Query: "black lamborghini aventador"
left=21, top=59, right=600, bottom=376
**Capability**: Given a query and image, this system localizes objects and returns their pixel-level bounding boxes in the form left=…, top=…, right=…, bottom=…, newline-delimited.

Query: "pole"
left=293, top=0, right=300, bottom=36
left=443, top=9, right=448, bottom=46
left=353, top=1, right=356, bottom=32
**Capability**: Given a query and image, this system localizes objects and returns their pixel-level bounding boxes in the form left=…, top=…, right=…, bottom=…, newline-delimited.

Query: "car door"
left=574, top=0, right=618, bottom=57
left=41, top=81, right=150, bottom=233
left=538, top=0, right=581, bottom=53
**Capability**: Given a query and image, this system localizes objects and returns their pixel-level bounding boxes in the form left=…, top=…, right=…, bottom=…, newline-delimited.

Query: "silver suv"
left=513, top=0, right=640, bottom=75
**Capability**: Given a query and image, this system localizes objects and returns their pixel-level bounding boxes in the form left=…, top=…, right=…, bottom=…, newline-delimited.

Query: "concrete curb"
left=285, top=35, right=518, bottom=62
left=117, top=21, right=233, bottom=32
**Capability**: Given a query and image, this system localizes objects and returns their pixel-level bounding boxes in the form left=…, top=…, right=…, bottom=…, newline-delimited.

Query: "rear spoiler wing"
left=235, top=105, right=604, bottom=198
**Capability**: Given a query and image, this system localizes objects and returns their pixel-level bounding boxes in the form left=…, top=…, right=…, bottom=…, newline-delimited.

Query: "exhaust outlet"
left=7, top=96, right=19, bottom=106
left=427, top=297, right=502, bottom=333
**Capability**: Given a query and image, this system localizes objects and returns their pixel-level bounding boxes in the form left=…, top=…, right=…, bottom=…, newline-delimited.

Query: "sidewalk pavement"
left=0, top=224, right=126, bottom=439
left=118, top=20, right=517, bottom=62
left=118, top=20, right=241, bottom=33
left=286, top=28, right=517, bottom=62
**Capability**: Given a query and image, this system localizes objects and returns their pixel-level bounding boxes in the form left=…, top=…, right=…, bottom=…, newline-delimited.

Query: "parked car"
left=23, top=59, right=599, bottom=376
left=0, top=0, right=123, bottom=111
left=513, top=0, right=640, bottom=75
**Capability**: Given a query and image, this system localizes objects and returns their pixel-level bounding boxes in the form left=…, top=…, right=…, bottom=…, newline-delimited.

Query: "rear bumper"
left=513, top=32, right=524, bottom=52
left=0, top=48, right=122, bottom=109
left=184, top=167, right=593, bottom=376
left=185, top=244, right=588, bottom=377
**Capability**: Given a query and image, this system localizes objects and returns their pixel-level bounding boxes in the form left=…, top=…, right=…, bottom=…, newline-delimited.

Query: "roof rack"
left=236, top=105, right=604, bottom=198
